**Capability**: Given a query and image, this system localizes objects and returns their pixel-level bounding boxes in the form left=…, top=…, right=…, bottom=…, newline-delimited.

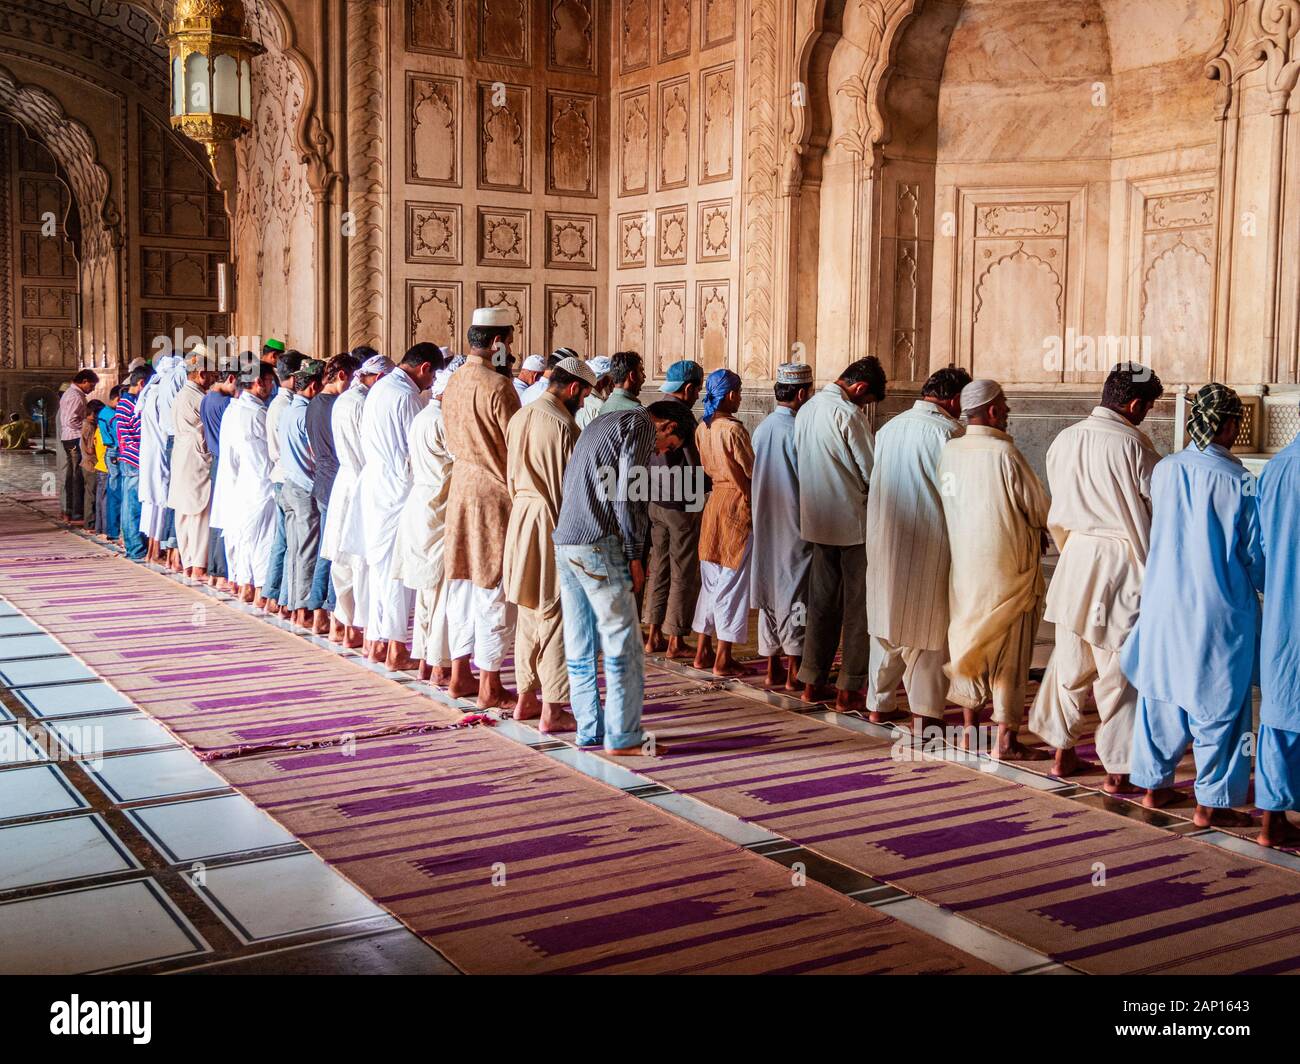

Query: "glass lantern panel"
left=240, top=59, right=252, bottom=120
left=171, top=55, right=183, bottom=116
left=185, top=52, right=210, bottom=114
left=213, top=53, right=239, bottom=117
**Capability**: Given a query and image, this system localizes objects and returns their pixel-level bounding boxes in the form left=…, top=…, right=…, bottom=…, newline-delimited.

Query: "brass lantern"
left=166, top=0, right=264, bottom=156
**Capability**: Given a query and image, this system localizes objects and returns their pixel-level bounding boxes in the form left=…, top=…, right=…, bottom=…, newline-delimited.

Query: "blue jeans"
left=119, top=467, right=146, bottom=560
left=264, top=484, right=289, bottom=603
left=207, top=462, right=227, bottom=578
left=308, top=501, right=335, bottom=612
left=556, top=535, right=645, bottom=751
left=159, top=437, right=177, bottom=549
left=102, top=458, right=121, bottom=540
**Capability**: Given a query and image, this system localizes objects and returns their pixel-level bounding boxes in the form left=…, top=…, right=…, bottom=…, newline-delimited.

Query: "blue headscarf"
left=702, top=368, right=740, bottom=425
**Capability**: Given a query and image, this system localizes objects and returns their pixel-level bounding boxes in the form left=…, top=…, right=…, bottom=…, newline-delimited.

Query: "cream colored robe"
left=166, top=379, right=211, bottom=516
left=392, top=400, right=454, bottom=592
left=938, top=425, right=1050, bottom=685
left=503, top=390, right=577, bottom=611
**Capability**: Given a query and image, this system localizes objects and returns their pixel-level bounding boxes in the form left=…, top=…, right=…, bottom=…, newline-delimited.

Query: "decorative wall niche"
left=407, top=0, right=460, bottom=57
left=408, top=279, right=461, bottom=349
left=699, top=64, right=733, bottom=184
left=477, top=282, right=530, bottom=354
left=657, top=76, right=689, bottom=191
left=478, top=81, right=530, bottom=192
left=696, top=279, right=729, bottom=370
left=617, top=284, right=646, bottom=352
left=659, top=0, right=691, bottom=62
left=408, top=74, right=461, bottom=187
left=619, top=88, right=650, bottom=196
left=701, top=0, right=735, bottom=49
left=654, top=281, right=687, bottom=370
left=620, top=0, right=650, bottom=72
left=550, top=0, right=596, bottom=74
left=479, top=0, right=530, bottom=66
left=547, top=91, right=597, bottom=197
left=546, top=285, right=597, bottom=356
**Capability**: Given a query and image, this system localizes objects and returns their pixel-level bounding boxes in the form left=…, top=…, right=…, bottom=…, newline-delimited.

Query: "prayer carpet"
left=0, top=508, right=994, bottom=975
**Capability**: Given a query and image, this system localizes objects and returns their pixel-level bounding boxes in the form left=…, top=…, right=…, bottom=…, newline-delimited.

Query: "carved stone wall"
left=612, top=0, right=741, bottom=376
left=392, top=0, right=608, bottom=359
left=232, top=2, right=316, bottom=353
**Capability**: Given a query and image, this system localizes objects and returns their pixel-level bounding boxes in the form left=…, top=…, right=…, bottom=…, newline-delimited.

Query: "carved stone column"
left=345, top=0, right=386, bottom=352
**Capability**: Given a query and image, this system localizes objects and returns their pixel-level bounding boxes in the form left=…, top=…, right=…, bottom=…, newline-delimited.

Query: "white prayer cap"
left=586, top=355, right=613, bottom=380
left=555, top=356, right=596, bottom=387
left=431, top=355, right=466, bottom=400
left=360, top=354, right=394, bottom=377
left=777, top=362, right=813, bottom=385
left=127, top=357, right=147, bottom=372
left=522, top=354, right=546, bottom=372
left=960, top=378, right=1004, bottom=414
left=471, top=307, right=514, bottom=328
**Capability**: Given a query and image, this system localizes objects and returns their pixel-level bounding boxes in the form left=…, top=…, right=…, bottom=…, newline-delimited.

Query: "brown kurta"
left=167, top=379, right=212, bottom=516
left=696, top=415, right=754, bottom=570
left=442, top=352, right=520, bottom=588
left=503, top=390, right=577, bottom=611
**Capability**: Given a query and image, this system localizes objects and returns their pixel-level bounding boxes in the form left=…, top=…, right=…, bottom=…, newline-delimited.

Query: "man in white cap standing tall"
left=322, top=352, right=393, bottom=648
left=938, top=378, right=1050, bottom=760
left=442, top=307, right=522, bottom=709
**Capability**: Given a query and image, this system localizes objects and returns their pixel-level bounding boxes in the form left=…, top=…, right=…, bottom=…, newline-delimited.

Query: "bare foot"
left=609, top=742, right=665, bottom=757
left=476, top=672, right=517, bottom=711
left=802, top=682, right=834, bottom=705
left=835, top=689, right=866, bottom=713
left=417, top=661, right=433, bottom=681
left=665, top=636, right=694, bottom=660
left=513, top=688, right=542, bottom=721
left=252, top=594, right=266, bottom=610
left=1193, top=805, right=1255, bottom=829
left=1143, top=786, right=1182, bottom=809
left=1258, top=811, right=1300, bottom=848
left=644, top=626, right=667, bottom=654
left=1102, top=773, right=1140, bottom=795
left=240, top=585, right=255, bottom=604
left=764, top=656, right=786, bottom=689
left=994, top=731, right=1050, bottom=761
left=386, top=643, right=415, bottom=672
left=368, top=640, right=388, bottom=664
left=312, top=610, right=330, bottom=636
left=430, top=665, right=451, bottom=686
left=343, top=626, right=363, bottom=649
left=539, top=705, right=577, bottom=734
left=868, top=708, right=909, bottom=724
left=447, top=658, right=477, bottom=699
left=783, top=657, right=802, bottom=693
left=329, top=619, right=345, bottom=644
left=1052, top=747, right=1097, bottom=777
left=693, top=637, right=716, bottom=672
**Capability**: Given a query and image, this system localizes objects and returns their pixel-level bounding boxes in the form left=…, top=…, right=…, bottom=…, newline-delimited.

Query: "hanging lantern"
left=166, top=0, right=263, bottom=156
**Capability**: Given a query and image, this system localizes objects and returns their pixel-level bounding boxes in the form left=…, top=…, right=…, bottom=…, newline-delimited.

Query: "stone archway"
left=0, top=61, right=122, bottom=372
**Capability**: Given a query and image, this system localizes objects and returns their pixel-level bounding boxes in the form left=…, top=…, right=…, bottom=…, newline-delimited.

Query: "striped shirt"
left=553, top=407, right=655, bottom=560
left=114, top=392, right=142, bottom=469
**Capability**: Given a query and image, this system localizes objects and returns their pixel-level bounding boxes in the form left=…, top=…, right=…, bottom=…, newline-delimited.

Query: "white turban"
left=960, top=378, right=1003, bottom=415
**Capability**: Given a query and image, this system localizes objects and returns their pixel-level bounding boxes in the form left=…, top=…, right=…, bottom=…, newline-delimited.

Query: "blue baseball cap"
left=658, top=359, right=704, bottom=393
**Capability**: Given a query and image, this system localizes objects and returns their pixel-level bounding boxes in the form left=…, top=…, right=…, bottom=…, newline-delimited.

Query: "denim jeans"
left=308, top=501, right=335, bottom=612
left=264, top=484, right=289, bottom=603
left=119, top=467, right=146, bottom=560
left=103, top=458, right=121, bottom=540
left=207, top=463, right=227, bottom=578
left=556, top=535, right=645, bottom=751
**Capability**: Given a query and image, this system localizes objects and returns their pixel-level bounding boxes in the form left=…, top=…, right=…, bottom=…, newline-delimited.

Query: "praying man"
left=504, top=356, right=595, bottom=732
left=643, top=359, right=706, bottom=660
left=166, top=345, right=218, bottom=581
left=750, top=362, right=814, bottom=691
left=1256, top=406, right=1300, bottom=847
left=691, top=368, right=752, bottom=677
left=392, top=355, right=463, bottom=683
left=263, top=352, right=305, bottom=616
left=1122, top=383, right=1263, bottom=827
left=576, top=356, right=614, bottom=429
left=1029, top=364, right=1163, bottom=792
left=277, top=359, right=328, bottom=630
left=341, top=344, right=443, bottom=670
left=322, top=353, right=393, bottom=649
left=865, top=366, right=971, bottom=730
left=939, top=379, right=1050, bottom=760
left=794, top=357, right=887, bottom=711
left=442, top=308, right=522, bottom=708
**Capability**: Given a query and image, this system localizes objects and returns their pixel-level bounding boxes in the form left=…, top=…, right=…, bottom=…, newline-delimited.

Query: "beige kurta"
left=391, top=400, right=454, bottom=592
left=443, top=353, right=520, bottom=589
left=503, top=390, right=577, bottom=611
left=695, top=416, right=754, bottom=570
left=939, top=425, right=1050, bottom=697
left=166, top=379, right=212, bottom=515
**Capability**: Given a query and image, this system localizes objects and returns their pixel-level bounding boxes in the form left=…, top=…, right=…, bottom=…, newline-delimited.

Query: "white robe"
left=219, top=392, right=277, bottom=588
left=865, top=400, right=964, bottom=652
left=391, top=400, right=453, bottom=591
left=749, top=406, right=811, bottom=656
left=137, top=354, right=184, bottom=538
left=340, top=369, right=427, bottom=639
left=320, top=383, right=368, bottom=563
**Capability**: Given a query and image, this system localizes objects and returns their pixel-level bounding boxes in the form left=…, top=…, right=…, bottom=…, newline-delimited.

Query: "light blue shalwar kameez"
left=1257, top=436, right=1300, bottom=811
left=1120, top=443, right=1264, bottom=808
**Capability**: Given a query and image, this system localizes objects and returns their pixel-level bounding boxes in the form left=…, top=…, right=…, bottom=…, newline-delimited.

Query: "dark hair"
left=128, top=368, right=153, bottom=388
left=276, top=351, right=307, bottom=380
left=73, top=369, right=99, bottom=386
left=256, top=362, right=279, bottom=386
left=87, top=399, right=104, bottom=415
left=546, top=352, right=566, bottom=369
left=548, top=366, right=587, bottom=391
left=610, top=350, right=642, bottom=385
left=108, top=385, right=124, bottom=400
left=1101, top=363, right=1164, bottom=410
left=646, top=399, right=693, bottom=445
left=774, top=382, right=811, bottom=403
left=467, top=324, right=512, bottom=351
left=350, top=345, right=379, bottom=362
left=837, top=356, right=887, bottom=400
left=401, top=342, right=446, bottom=370
left=325, top=353, right=361, bottom=381
left=921, top=366, right=973, bottom=402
